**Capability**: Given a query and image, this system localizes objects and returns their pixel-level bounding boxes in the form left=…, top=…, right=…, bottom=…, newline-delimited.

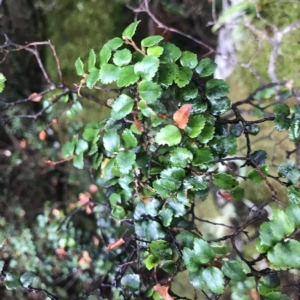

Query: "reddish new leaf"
left=106, top=238, right=125, bottom=250
left=29, top=92, right=43, bottom=102
left=153, top=284, right=174, bottom=300
left=39, top=130, right=47, bottom=140
left=133, top=115, right=144, bottom=132
left=173, top=104, right=192, bottom=129
left=45, top=159, right=56, bottom=166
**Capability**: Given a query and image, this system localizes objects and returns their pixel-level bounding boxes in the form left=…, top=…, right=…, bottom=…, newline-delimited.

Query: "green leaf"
left=169, top=147, right=193, bottom=168
left=195, top=58, right=217, bottom=77
left=111, top=94, right=134, bottom=120
left=144, top=254, right=160, bottom=270
left=193, top=148, right=213, bottom=166
left=105, top=37, right=124, bottom=50
left=209, top=96, right=232, bottom=115
left=247, top=164, right=269, bottom=183
left=254, top=87, right=275, bottom=100
left=150, top=240, right=172, bottom=259
left=161, top=260, right=176, bottom=274
left=122, top=129, right=138, bottom=148
left=91, top=153, right=103, bottom=170
left=153, top=179, right=176, bottom=198
left=62, top=141, right=75, bottom=158
left=161, top=167, right=185, bottom=184
left=112, top=205, right=126, bottom=219
left=292, top=104, right=300, bottom=119
left=275, top=115, right=291, bottom=132
left=278, top=160, right=294, bottom=177
left=289, top=120, right=300, bottom=142
left=178, top=83, right=198, bottom=101
left=273, top=103, right=290, bottom=117
left=141, top=35, right=164, bottom=47
left=180, top=51, right=198, bottom=69
left=138, top=80, right=162, bottom=103
left=250, top=150, right=267, bottom=166
left=73, top=153, right=84, bottom=169
left=0, top=73, right=6, bottom=92
left=113, top=49, right=132, bottom=66
left=213, top=173, right=238, bottom=189
left=75, top=57, right=84, bottom=76
left=230, top=124, right=243, bottom=137
left=83, top=122, right=99, bottom=141
left=286, top=168, right=300, bottom=184
left=231, top=186, right=244, bottom=200
left=121, top=274, right=140, bottom=292
left=206, top=79, right=230, bottom=101
left=99, top=45, right=111, bottom=67
left=183, top=175, right=208, bottom=191
left=134, top=55, right=160, bottom=81
left=117, top=65, right=139, bottom=87
left=287, top=186, right=300, bottom=204
left=155, top=125, right=182, bottom=146
left=122, top=20, right=141, bottom=40
left=286, top=204, right=300, bottom=228
left=116, top=150, right=136, bottom=175
left=176, top=231, right=197, bottom=248
left=99, top=64, right=121, bottom=84
left=189, top=267, right=224, bottom=294
left=75, top=139, right=89, bottom=155
left=198, top=125, right=215, bottom=144
left=147, top=46, right=164, bottom=57
left=20, top=271, right=35, bottom=288
left=158, top=62, right=178, bottom=87
left=221, top=261, right=246, bottom=281
left=160, top=42, right=182, bottom=63
left=88, top=49, right=96, bottom=72
left=5, top=273, right=21, bottom=290
left=134, top=198, right=161, bottom=220
left=174, top=66, right=193, bottom=88
left=158, top=208, right=173, bottom=227
left=264, top=292, right=291, bottom=300
left=267, top=240, right=300, bottom=269
left=185, top=115, right=206, bottom=138
left=209, top=135, right=237, bottom=155
left=86, top=68, right=101, bottom=89
left=103, top=129, right=120, bottom=153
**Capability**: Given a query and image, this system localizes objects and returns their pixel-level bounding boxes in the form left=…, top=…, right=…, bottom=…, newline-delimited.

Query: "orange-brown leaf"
left=29, top=92, right=42, bottom=102
left=39, top=130, right=47, bottom=140
left=133, top=115, right=144, bottom=132
left=45, top=159, right=56, bottom=166
left=106, top=238, right=125, bottom=251
left=173, top=104, right=192, bottom=129
left=217, top=190, right=232, bottom=201
left=153, top=284, right=174, bottom=300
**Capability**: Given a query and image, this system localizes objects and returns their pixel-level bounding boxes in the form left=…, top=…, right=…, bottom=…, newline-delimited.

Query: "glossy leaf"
left=144, top=254, right=160, bottom=270
left=150, top=240, right=172, bottom=259
left=0, top=73, right=6, bottom=92
left=247, top=164, right=269, bottom=183
left=138, top=80, right=162, bottom=103
left=121, top=274, right=140, bottom=292
left=180, top=51, right=197, bottom=68
left=103, top=129, right=120, bottom=153
left=62, top=141, right=75, bottom=158
left=231, top=186, right=244, bottom=200
left=99, top=64, right=121, bottom=84
left=183, top=175, right=208, bottom=191
left=116, top=150, right=136, bottom=175
left=160, top=42, right=182, bottom=63
left=289, top=120, right=300, bottom=142
left=169, top=147, right=193, bottom=168
left=273, top=103, right=290, bottom=117
left=230, top=123, right=243, bottom=137
left=158, top=208, right=173, bottom=227
left=112, top=205, right=126, bottom=219
left=286, top=204, right=300, bottom=228
left=88, top=49, right=96, bottom=72
left=5, top=273, right=21, bottom=290
left=287, top=186, right=300, bottom=204
left=122, top=20, right=141, bottom=40
left=193, top=148, right=213, bottom=166
left=249, top=150, right=267, bottom=166
left=213, top=173, right=238, bottom=189
left=111, top=94, right=134, bottom=120
left=113, top=49, right=132, bottom=66
left=209, top=135, right=237, bottom=155
left=20, top=271, right=36, bottom=288
left=134, top=55, right=160, bottom=81
left=147, top=46, right=164, bottom=57
left=73, top=153, right=84, bottom=169
left=122, top=129, right=138, bottom=148
left=264, top=292, right=291, bottom=300
left=206, top=79, right=230, bottom=101
left=185, top=115, right=206, bottom=138
left=86, top=68, right=101, bottom=89
left=178, top=83, right=198, bottom=101
left=75, top=57, right=84, bottom=76
left=195, top=58, right=217, bottom=77
left=117, top=65, right=139, bottom=87
left=99, top=45, right=111, bottom=67
left=174, top=66, right=193, bottom=88
left=198, top=125, right=215, bottom=144
left=141, top=35, right=164, bottom=47
left=158, top=62, right=178, bottom=87
left=105, top=37, right=124, bottom=50
left=155, top=125, right=182, bottom=146
left=221, top=261, right=246, bottom=281
left=75, top=139, right=88, bottom=155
